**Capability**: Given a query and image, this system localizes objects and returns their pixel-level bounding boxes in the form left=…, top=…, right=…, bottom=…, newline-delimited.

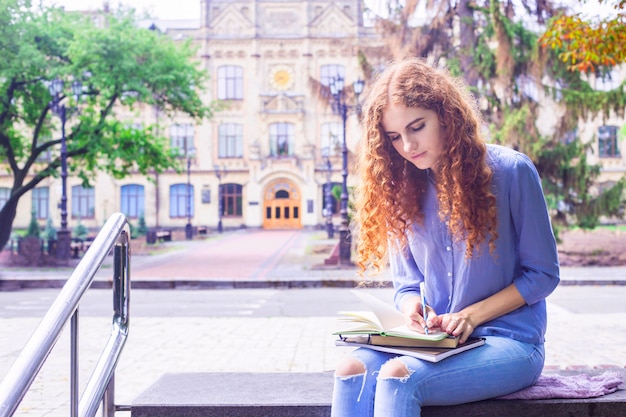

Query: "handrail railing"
left=0, top=212, right=131, bottom=417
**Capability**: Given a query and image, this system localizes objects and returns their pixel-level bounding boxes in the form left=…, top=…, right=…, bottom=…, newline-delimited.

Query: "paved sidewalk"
left=2, top=228, right=625, bottom=289
left=1, top=229, right=625, bottom=417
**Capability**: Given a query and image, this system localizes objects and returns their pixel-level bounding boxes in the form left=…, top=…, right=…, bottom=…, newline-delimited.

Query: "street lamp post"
left=185, top=151, right=193, bottom=240
left=48, top=78, right=83, bottom=263
left=324, top=157, right=334, bottom=239
left=214, top=165, right=226, bottom=233
left=330, top=76, right=364, bottom=265
left=184, top=128, right=195, bottom=240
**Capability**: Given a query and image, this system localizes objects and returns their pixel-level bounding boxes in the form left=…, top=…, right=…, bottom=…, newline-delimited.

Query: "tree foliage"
left=540, top=0, right=626, bottom=73
left=363, top=0, right=625, bottom=236
left=0, top=0, right=217, bottom=250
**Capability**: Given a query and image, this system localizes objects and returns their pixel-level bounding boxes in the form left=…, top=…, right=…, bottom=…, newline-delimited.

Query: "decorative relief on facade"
left=265, top=181, right=299, bottom=200
left=261, top=93, right=303, bottom=114
left=269, top=65, right=295, bottom=91
left=260, top=8, right=300, bottom=35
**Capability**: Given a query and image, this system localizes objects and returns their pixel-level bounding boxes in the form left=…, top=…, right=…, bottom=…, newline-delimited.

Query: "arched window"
left=71, top=185, right=95, bottom=219
left=170, top=183, right=194, bottom=218
left=121, top=184, right=145, bottom=218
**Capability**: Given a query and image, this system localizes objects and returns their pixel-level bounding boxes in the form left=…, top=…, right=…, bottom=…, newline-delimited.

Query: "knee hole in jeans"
left=379, top=358, right=411, bottom=379
left=334, top=357, right=366, bottom=377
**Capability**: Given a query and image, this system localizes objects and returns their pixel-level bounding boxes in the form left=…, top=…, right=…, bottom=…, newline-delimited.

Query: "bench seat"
left=130, top=370, right=626, bottom=417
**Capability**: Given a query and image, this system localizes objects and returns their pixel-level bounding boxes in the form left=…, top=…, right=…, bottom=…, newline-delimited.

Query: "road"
left=0, top=286, right=626, bottom=318
left=3, top=286, right=626, bottom=318
left=2, top=287, right=626, bottom=416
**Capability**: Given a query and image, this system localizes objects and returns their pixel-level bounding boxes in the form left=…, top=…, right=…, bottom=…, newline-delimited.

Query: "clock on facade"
left=269, top=65, right=295, bottom=90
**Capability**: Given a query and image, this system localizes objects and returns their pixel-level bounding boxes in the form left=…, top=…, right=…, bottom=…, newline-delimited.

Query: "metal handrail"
left=0, top=213, right=131, bottom=417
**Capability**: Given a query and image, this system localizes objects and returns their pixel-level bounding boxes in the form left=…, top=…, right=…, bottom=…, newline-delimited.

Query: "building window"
left=170, top=124, right=195, bottom=156
left=221, top=183, right=242, bottom=217
left=0, top=187, right=9, bottom=210
left=32, top=187, right=49, bottom=219
left=320, top=122, right=343, bottom=156
left=218, top=65, right=243, bottom=100
left=269, top=122, right=294, bottom=157
left=598, top=126, right=620, bottom=158
left=320, top=64, right=345, bottom=87
left=218, top=123, right=243, bottom=158
left=71, top=185, right=95, bottom=219
left=561, top=128, right=577, bottom=144
left=120, top=184, right=145, bottom=219
left=170, top=183, right=194, bottom=218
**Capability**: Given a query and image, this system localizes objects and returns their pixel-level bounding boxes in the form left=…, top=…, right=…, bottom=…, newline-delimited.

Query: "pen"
left=420, top=281, right=428, bottom=334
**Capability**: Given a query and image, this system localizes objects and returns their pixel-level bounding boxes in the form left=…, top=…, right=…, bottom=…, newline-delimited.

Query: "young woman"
left=331, top=57, right=560, bottom=417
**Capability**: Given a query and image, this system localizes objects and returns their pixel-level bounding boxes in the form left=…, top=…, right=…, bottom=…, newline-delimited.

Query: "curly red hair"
left=354, top=57, right=498, bottom=274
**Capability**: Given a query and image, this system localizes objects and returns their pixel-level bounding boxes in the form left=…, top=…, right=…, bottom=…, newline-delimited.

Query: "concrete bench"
left=130, top=369, right=626, bottom=417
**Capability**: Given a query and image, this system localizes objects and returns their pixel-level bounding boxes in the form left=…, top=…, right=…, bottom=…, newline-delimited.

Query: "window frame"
left=217, top=65, right=244, bottom=100
left=218, top=123, right=244, bottom=158
left=269, top=122, right=295, bottom=157
left=169, top=183, right=194, bottom=218
left=32, top=187, right=49, bottom=219
left=0, top=187, right=10, bottom=211
left=71, top=185, right=95, bottom=219
left=220, top=183, right=243, bottom=217
left=320, top=64, right=345, bottom=87
left=170, top=124, right=195, bottom=156
left=598, top=125, right=621, bottom=158
left=320, top=122, right=343, bottom=157
left=120, top=184, right=145, bottom=219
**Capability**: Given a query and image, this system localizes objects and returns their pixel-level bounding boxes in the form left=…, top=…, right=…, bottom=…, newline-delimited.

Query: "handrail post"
left=71, top=310, right=79, bottom=417
left=0, top=213, right=130, bottom=417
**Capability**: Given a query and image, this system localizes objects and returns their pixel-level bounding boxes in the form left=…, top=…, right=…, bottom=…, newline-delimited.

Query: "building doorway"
left=263, top=179, right=301, bottom=229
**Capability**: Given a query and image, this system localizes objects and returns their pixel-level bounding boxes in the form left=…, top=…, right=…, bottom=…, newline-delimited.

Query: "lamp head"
left=353, top=79, right=364, bottom=96
left=71, top=80, right=83, bottom=100
left=334, top=76, right=345, bottom=93
left=48, top=78, right=64, bottom=97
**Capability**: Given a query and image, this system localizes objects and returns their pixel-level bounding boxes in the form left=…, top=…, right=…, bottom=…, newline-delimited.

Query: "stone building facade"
left=2, top=0, right=624, bottom=234
left=4, top=0, right=385, bottom=234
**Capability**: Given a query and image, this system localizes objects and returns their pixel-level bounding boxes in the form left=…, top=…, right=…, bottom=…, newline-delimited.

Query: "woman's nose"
left=403, top=137, right=418, bottom=153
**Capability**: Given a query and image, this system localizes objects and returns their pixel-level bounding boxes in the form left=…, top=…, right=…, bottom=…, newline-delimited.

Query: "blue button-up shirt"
left=391, top=144, right=560, bottom=344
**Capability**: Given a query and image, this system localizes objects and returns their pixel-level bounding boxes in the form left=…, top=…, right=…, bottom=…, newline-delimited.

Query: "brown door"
left=263, top=180, right=301, bottom=229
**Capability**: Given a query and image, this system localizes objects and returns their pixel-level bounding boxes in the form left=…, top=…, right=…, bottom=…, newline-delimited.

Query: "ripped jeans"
left=331, top=336, right=544, bottom=417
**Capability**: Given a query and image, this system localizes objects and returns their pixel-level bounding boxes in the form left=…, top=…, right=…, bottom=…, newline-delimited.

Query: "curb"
left=2, top=277, right=626, bottom=291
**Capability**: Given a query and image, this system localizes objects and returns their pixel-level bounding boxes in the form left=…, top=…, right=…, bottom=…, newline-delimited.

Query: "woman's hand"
left=430, top=313, right=475, bottom=344
left=400, top=296, right=437, bottom=334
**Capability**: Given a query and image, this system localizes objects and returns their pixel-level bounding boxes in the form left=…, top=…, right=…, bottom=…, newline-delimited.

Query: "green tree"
left=364, top=0, right=625, bottom=234
left=0, top=0, right=218, bottom=250
left=26, top=209, right=40, bottom=238
left=43, top=218, right=57, bottom=240
left=137, top=213, right=148, bottom=236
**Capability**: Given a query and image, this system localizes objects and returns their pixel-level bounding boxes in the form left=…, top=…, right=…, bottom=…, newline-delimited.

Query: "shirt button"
left=446, top=246, right=451, bottom=251
left=447, top=272, right=452, bottom=277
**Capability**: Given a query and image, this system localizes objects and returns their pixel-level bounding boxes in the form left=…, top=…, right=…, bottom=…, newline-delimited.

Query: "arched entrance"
left=263, top=179, right=302, bottom=229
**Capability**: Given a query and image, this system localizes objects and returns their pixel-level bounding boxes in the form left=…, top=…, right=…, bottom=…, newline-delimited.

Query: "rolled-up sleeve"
left=509, top=153, right=560, bottom=305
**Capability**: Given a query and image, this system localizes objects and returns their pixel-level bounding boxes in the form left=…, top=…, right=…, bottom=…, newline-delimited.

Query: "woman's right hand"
left=401, top=296, right=437, bottom=333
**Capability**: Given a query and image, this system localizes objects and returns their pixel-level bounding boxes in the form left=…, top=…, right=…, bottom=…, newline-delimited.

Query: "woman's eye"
left=411, top=124, right=425, bottom=132
left=387, top=134, right=400, bottom=141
